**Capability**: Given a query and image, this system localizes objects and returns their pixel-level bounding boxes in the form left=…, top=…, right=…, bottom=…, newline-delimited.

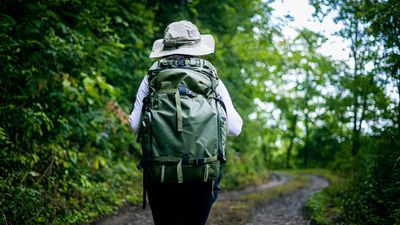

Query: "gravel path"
left=94, top=174, right=328, bottom=225
left=94, top=203, right=153, bottom=225
left=244, top=175, right=329, bottom=225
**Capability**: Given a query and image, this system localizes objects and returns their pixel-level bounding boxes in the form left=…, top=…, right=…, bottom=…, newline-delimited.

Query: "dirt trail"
left=94, top=174, right=328, bottom=225
left=244, top=175, right=329, bottom=225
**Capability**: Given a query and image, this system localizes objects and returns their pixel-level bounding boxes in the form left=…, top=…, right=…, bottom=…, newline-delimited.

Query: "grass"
left=279, top=168, right=341, bottom=184
left=299, top=169, right=346, bottom=225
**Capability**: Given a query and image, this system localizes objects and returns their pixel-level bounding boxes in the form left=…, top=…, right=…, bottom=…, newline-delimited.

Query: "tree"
left=309, top=1, right=400, bottom=223
left=274, top=29, right=337, bottom=167
left=310, top=0, right=399, bottom=155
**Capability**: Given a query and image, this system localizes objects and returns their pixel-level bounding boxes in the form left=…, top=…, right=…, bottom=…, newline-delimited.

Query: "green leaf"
left=29, top=171, right=40, bottom=177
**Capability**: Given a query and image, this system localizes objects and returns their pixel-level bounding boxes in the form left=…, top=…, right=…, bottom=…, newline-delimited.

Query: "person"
left=129, top=20, right=243, bottom=225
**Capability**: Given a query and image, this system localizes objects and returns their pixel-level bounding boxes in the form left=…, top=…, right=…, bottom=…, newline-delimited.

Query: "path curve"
left=244, top=175, right=329, bottom=225
left=218, top=173, right=290, bottom=201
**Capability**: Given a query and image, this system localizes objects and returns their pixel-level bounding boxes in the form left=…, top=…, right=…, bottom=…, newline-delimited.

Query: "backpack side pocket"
left=139, top=111, right=152, bottom=159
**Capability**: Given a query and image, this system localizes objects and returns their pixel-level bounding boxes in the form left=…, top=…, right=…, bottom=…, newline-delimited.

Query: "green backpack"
left=137, top=57, right=227, bottom=206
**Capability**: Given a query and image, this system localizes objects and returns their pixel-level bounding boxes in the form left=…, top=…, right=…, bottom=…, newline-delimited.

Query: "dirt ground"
left=94, top=173, right=328, bottom=225
left=243, top=175, right=329, bottom=225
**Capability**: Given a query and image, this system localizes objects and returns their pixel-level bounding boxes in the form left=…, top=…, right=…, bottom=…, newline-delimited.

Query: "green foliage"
left=305, top=0, right=400, bottom=224
left=0, top=0, right=154, bottom=223
left=307, top=136, right=400, bottom=225
left=307, top=186, right=347, bottom=225
left=304, top=169, right=347, bottom=225
left=340, top=135, right=400, bottom=225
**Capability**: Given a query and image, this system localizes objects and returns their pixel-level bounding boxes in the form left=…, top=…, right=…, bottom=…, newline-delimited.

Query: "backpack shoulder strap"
left=201, top=59, right=218, bottom=77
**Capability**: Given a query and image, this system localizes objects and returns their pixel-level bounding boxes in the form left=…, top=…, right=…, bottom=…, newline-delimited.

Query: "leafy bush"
left=0, top=0, right=154, bottom=223
left=307, top=132, right=400, bottom=225
left=341, top=135, right=400, bottom=225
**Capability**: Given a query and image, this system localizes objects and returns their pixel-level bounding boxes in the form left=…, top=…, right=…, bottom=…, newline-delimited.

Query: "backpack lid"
left=148, top=57, right=218, bottom=78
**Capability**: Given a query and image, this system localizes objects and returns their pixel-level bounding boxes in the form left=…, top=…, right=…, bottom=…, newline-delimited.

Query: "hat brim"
left=149, top=34, right=214, bottom=58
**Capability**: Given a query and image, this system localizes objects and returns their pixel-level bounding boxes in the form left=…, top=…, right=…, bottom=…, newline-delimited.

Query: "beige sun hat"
left=149, top=20, right=215, bottom=58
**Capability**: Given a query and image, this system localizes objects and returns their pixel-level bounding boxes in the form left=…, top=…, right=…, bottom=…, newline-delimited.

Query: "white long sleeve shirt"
left=129, top=75, right=243, bottom=136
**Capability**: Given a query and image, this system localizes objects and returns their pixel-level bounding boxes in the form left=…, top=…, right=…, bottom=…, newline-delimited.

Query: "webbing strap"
left=203, top=164, right=209, bottom=182
left=214, top=95, right=227, bottom=115
left=160, top=165, right=165, bottom=183
left=175, top=91, right=183, bottom=132
left=153, top=156, right=218, bottom=164
left=211, top=180, right=215, bottom=199
left=148, top=58, right=218, bottom=80
left=143, top=169, right=147, bottom=209
left=177, top=160, right=183, bottom=183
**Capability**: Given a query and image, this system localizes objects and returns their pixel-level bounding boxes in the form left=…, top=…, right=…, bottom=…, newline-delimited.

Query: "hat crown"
left=149, top=20, right=214, bottom=58
left=163, top=20, right=201, bottom=46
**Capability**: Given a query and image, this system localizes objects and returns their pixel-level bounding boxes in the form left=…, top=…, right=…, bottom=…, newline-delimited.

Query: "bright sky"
left=270, top=0, right=351, bottom=61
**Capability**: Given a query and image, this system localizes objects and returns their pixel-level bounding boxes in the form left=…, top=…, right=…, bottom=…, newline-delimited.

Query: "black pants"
left=147, top=181, right=217, bottom=225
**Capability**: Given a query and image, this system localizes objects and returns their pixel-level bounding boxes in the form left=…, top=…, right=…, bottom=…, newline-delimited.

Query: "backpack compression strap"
left=175, top=91, right=183, bottom=132
left=148, top=57, right=218, bottom=78
left=153, top=155, right=219, bottom=183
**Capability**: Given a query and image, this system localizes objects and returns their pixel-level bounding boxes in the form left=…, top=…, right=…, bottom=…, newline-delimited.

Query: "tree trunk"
left=286, top=140, right=293, bottom=169
left=351, top=20, right=361, bottom=156
left=261, top=143, right=269, bottom=167
left=352, top=95, right=360, bottom=156
left=286, top=115, right=297, bottom=169
left=303, top=111, right=309, bottom=167
left=352, top=95, right=368, bottom=156
left=303, top=71, right=310, bottom=167
left=397, top=78, right=400, bottom=138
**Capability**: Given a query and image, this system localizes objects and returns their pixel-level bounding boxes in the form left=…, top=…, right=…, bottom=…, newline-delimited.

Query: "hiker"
left=129, top=20, right=243, bottom=225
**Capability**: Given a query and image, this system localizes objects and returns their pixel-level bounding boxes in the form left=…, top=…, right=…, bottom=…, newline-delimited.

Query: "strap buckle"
left=178, top=85, right=195, bottom=98
left=193, top=158, right=205, bottom=166
left=176, top=58, right=185, bottom=67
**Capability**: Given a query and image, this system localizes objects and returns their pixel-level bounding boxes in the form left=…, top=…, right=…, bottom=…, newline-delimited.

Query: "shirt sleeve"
left=216, top=80, right=243, bottom=136
left=129, top=75, right=149, bottom=134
